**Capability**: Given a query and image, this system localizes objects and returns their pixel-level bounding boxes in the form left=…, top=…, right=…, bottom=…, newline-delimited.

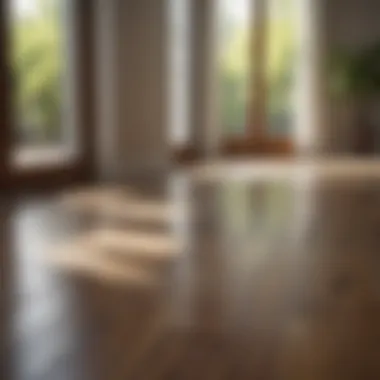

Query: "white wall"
left=119, top=0, right=169, bottom=176
left=96, top=0, right=168, bottom=180
left=325, top=0, right=380, bottom=50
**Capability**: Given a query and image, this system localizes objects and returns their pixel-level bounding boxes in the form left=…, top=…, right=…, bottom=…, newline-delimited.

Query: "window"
left=0, top=0, right=94, bottom=186
left=266, top=0, right=298, bottom=137
left=217, top=0, right=252, bottom=136
left=215, top=0, right=308, bottom=151
left=10, top=0, right=76, bottom=165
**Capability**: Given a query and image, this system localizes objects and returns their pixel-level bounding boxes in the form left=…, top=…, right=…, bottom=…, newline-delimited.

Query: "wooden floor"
left=3, top=163, right=380, bottom=379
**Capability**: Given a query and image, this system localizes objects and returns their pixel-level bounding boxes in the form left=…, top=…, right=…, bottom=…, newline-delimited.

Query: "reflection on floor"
left=3, top=163, right=380, bottom=379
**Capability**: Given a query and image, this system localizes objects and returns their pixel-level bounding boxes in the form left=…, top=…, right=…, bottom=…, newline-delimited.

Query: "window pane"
left=10, top=0, right=69, bottom=149
left=217, top=0, right=252, bottom=136
left=266, top=0, right=299, bottom=137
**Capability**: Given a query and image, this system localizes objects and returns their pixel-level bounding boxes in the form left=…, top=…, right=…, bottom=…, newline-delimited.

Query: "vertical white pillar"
left=94, top=0, right=121, bottom=180
left=167, top=0, right=192, bottom=147
left=294, top=0, right=325, bottom=154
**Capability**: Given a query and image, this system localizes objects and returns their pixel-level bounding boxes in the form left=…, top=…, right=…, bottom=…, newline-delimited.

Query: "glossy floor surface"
left=2, top=164, right=380, bottom=380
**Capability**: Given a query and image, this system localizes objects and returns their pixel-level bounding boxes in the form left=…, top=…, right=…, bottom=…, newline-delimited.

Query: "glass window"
left=10, top=0, right=72, bottom=152
left=217, top=0, right=252, bottom=136
left=266, top=0, right=299, bottom=137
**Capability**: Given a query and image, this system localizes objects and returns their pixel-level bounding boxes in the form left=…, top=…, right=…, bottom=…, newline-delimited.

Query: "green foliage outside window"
left=12, top=0, right=63, bottom=144
left=219, top=0, right=297, bottom=136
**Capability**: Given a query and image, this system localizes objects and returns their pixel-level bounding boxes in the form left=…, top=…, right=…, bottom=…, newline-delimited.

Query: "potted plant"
left=330, top=44, right=380, bottom=154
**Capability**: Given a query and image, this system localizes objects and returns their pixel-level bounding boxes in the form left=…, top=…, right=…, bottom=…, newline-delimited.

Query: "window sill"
left=11, top=146, right=78, bottom=171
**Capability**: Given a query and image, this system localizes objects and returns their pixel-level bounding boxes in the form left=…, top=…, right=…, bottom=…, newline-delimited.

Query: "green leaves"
left=330, top=44, right=380, bottom=98
left=12, top=0, right=63, bottom=142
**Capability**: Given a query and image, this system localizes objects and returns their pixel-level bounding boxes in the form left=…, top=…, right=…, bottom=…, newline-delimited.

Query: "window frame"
left=219, top=0, right=295, bottom=156
left=0, top=0, right=96, bottom=191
